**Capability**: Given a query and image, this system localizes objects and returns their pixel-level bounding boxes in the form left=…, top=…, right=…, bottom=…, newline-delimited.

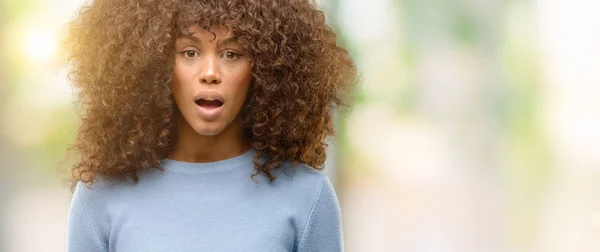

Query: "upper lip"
left=194, top=91, right=225, bottom=104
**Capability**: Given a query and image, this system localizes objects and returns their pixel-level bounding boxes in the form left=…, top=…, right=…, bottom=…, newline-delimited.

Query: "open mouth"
left=195, top=98, right=224, bottom=108
left=193, top=91, right=225, bottom=119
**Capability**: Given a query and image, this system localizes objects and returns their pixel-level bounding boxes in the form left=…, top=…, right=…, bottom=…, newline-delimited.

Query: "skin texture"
left=62, top=0, right=357, bottom=188
left=170, top=25, right=252, bottom=162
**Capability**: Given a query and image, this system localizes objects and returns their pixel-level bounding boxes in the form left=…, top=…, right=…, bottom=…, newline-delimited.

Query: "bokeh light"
left=2, top=0, right=600, bottom=251
left=22, top=29, right=58, bottom=63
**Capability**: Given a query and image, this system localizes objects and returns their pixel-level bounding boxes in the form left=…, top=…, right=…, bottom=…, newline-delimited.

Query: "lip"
left=194, top=90, right=225, bottom=104
left=193, top=91, right=225, bottom=120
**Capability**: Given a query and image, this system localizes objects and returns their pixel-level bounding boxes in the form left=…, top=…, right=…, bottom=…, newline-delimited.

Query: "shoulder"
left=263, top=162, right=342, bottom=247
left=73, top=168, right=163, bottom=200
left=261, top=162, right=338, bottom=212
left=71, top=178, right=121, bottom=215
left=268, top=162, right=330, bottom=191
left=69, top=179, right=117, bottom=240
left=73, top=177, right=126, bottom=200
left=71, top=173, right=149, bottom=212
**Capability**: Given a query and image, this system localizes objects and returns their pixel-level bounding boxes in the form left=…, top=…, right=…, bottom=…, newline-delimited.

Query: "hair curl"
left=62, top=0, right=356, bottom=188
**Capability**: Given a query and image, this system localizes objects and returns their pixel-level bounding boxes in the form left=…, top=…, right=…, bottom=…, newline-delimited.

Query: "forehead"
left=179, top=24, right=234, bottom=39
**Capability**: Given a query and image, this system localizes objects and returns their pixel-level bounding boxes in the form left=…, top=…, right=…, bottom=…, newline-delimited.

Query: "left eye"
left=223, top=51, right=240, bottom=60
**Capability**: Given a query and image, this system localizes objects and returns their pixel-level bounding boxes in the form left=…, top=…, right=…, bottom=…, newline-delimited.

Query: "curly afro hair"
left=62, top=0, right=357, bottom=187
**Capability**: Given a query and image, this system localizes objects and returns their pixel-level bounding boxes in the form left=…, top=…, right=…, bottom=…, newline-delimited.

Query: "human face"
left=171, top=25, right=252, bottom=136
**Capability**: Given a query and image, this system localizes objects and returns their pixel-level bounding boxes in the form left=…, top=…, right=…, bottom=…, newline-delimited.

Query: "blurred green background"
left=2, top=0, right=600, bottom=251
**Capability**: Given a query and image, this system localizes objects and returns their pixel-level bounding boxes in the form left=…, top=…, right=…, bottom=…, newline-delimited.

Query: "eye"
left=182, top=49, right=198, bottom=58
left=222, top=50, right=241, bottom=61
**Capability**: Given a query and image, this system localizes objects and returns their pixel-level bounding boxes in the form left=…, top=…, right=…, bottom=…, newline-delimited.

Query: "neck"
left=168, top=117, right=250, bottom=163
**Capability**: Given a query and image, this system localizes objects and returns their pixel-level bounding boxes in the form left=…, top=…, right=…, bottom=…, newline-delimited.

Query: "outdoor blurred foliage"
left=2, top=0, right=599, bottom=251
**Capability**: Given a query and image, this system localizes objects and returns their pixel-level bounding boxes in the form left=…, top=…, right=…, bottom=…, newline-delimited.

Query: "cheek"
left=170, top=83, right=189, bottom=112
left=171, top=66, right=193, bottom=99
left=230, top=67, right=252, bottom=97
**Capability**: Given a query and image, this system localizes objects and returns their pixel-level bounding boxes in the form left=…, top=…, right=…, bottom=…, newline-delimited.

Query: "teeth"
left=196, top=95, right=221, bottom=102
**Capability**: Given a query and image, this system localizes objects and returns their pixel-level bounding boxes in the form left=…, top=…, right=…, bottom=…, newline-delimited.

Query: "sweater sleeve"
left=66, top=181, right=109, bottom=252
left=297, top=177, right=344, bottom=252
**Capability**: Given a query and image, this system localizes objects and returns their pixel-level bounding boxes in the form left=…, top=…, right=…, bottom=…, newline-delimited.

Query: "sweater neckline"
left=160, top=148, right=256, bottom=173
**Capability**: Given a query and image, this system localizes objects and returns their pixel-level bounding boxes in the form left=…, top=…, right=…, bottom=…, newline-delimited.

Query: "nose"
left=199, top=56, right=221, bottom=84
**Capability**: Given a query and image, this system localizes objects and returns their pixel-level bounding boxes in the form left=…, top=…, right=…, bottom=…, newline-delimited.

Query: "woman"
left=64, top=0, right=356, bottom=251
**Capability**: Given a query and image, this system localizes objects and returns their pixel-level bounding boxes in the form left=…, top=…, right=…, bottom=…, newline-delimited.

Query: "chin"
left=191, top=122, right=225, bottom=136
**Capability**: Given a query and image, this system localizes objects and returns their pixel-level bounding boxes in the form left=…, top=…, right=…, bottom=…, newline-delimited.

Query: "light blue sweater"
left=66, top=149, right=343, bottom=252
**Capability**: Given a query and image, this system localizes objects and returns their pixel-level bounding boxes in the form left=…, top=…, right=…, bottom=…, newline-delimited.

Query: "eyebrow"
left=179, top=33, right=201, bottom=43
left=216, top=37, right=239, bottom=47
